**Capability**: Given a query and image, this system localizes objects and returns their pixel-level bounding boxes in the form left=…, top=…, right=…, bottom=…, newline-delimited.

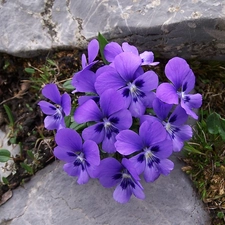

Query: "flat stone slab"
left=0, top=0, right=225, bottom=59
left=0, top=156, right=210, bottom=225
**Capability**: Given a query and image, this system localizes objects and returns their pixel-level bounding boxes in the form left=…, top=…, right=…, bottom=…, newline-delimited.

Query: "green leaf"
left=69, top=122, right=87, bottom=131
left=63, top=79, right=75, bottom=91
left=206, top=112, right=221, bottom=134
left=0, top=149, right=11, bottom=162
left=24, top=67, right=35, bottom=74
left=218, top=118, right=225, bottom=141
left=9, top=137, right=17, bottom=144
left=98, top=32, right=109, bottom=65
left=47, top=59, right=57, bottom=66
left=26, top=150, right=35, bottom=160
left=184, top=144, right=205, bottom=155
left=217, top=211, right=224, bottom=219
left=20, top=162, right=34, bottom=175
left=64, top=115, right=72, bottom=127
left=3, top=104, right=14, bottom=127
left=40, top=73, right=49, bottom=83
left=3, top=61, right=10, bottom=70
left=2, top=177, right=9, bottom=185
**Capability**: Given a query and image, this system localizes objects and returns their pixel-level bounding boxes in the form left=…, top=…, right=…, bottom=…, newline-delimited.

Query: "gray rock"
left=0, top=0, right=225, bottom=59
left=0, top=156, right=210, bottom=225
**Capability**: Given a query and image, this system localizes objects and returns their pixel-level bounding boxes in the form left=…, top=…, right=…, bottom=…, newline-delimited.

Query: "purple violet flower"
left=79, top=39, right=99, bottom=72
left=54, top=128, right=100, bottom=184
left=71, top=39, right=99, bottom=94
left=74, top=89, right=132, bottom=153
left=141, top=98, right=193, bottom=152
left=98, top=157, right=145, bottom=203
left=156, top=57, right=202, bottom=119
left=38, top=83, right=71, bottom=130
left=115, top=120, right=174, bottom=182
left=72, top=69, right=99, bottom=105
left=104, top=42, right=159, bottom=66
left=95, top=52, right=158, bottom=117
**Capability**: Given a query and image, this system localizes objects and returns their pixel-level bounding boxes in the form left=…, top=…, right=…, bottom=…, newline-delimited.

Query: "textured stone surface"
left=0, top=0, right=225, bottom=59
left=0, top=156, right=210, bottom=225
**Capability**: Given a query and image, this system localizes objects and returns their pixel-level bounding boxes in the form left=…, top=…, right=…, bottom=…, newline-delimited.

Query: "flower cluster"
left=38, top=38, right=202, bottom=203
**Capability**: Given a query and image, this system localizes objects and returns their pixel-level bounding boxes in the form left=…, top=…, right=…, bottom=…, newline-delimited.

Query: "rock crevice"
left=40, top=0, right=57, bottom=39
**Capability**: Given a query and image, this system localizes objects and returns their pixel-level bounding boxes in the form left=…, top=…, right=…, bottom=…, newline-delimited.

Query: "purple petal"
left=83, top=140, right=100, bottom=166
left=118, top=87, right=132, bottom=108
left=77, top=168, right=90, bottom=184
left=142, top=91, right=156, bottom=108
left=104, top=42, right=123, bottom=62
left=133, top=66, right=145, bottom=80
left=140, top=51, right=153, bottom=64
left=134, top=71, right=158, bottom=92
left=129, top=98, right=146, bottom=118
left=171, top=136, right=184, bottom=152
left=95, top=69, right=126, bottom=95
left=129, top=153, right=146, bottom=175
left=109, top=109, right=132, bottom=130
left=132, top=181, right=145, bottom=200
left=165, top=57, right=191, bottom=90
left=102, top=133, right=117, bottom=153
left=96, top=64, right=115, bottom=77
left=156, top=83, right=179, bottom=104
left=74, top=99, right=102, bottom=123
left=83, top=61, right=98, bottom=71
left=168, top=124, right=192, bottom=152
left=173, top=124, right=193, bottom=142
left=98, top=158, right=123, bottom=187
left=169, top=105, right=188, bottom=126
left=113, top=183, right=132, bottom=204
left=139, top=121, right=167, bottom=146
left=78, top=95, right=99, bottom=105
left=183, top=93, right=202, bottom=109
left=72, top=70, right=97, bottom=93
left=115, top=159, right=145, bottom=202
left=44, top=116, right=64, bottom=130
left=42, top=83, right=61, bottom=104
left=82, top=123, right=105, bottom=144
left=38, top=101, right=56, bottom=115
left=157, top=159, right=174, bottom=175
left=115, top=130, right=143, bottom=155
left=61, top=93, right=71, bottom=116
left=140, top=51, right=159, bottom=66
left=180, top=94, right=202, bottom=119
left=100, top=89, right=126, bottom=117
left=81, top=53, right=87, bottom=69
left=122, top=42, right=139, bottom=55
left=86, top=165, right=100, bottom=179
left=122, top=158, right=141, bottom=182
left=63, top=163, right=81, bottom=177
left=152, top=139, right=173, bottom=159
left=55, top=128, right=82, bottom=151
left=152, top=97, right=173, bottom=121
left=181, top=101, right=198, bottom=119
left=53, top=146, right=75, bottom=163
left=88, top=39, right=99, bottom=64
left=182, top=70, right=195, bottom=93
left=114, top=52, right=142, bottom=82
left=144, top=164, right=160, bottom=182
left=140, top=115, right=160, bottom=125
